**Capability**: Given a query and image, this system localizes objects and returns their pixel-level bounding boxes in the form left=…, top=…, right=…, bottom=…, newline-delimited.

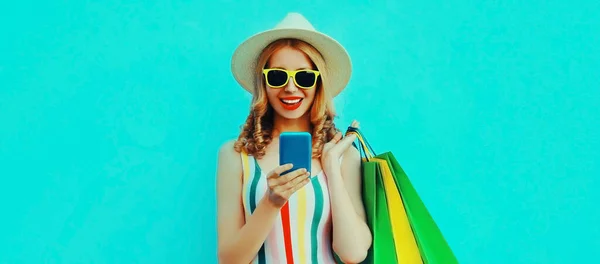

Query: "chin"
left=276, top=108, right=310, bottom=120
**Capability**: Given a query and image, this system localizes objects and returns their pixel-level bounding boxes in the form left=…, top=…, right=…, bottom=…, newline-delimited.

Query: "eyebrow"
left=270, top=66, right=313, bottom=70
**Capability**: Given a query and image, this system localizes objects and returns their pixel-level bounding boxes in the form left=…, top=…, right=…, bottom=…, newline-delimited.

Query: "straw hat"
left=231, top=12, right=352, bottom=97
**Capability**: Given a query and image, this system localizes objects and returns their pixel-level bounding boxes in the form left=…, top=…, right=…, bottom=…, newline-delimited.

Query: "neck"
left=272, top=113, right=311, bottom=138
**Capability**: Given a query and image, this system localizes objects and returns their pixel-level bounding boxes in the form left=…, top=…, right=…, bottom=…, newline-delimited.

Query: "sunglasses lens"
left=266, top=70, right=288, bottom=87
left=295, top=71, right=317, bottom=88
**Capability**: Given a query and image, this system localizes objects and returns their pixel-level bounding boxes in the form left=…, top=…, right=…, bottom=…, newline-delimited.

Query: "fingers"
left=268, top=163, right=293, bottom=179
left=282, top=171, right=311, bottom=191
left=277, top=168, right=309, bottom=187
left=337, top=132, right=357, bottom=151
left=284, top=176, right=311, bottom=195
left=267, top=166, right=312, bottom=206
left=268, top=166, right=308, bottom=186
left=329, top=131, right=342, bottom=144
left=345, top=120, right=361, bottom=136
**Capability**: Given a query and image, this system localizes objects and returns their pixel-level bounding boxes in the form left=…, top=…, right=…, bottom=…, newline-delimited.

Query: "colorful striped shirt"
left=240, top=151, right=337, bottom=264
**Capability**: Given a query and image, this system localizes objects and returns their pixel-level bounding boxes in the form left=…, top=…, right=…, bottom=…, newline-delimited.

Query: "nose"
left=284, top=76, right=298, bottom=93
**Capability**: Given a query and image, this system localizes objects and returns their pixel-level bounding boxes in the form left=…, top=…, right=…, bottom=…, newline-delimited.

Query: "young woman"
left=216, top=13, right=372, bottom=264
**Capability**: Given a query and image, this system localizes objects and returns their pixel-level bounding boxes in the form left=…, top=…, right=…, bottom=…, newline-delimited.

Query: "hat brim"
left=231, top=28, right=351, bottom=97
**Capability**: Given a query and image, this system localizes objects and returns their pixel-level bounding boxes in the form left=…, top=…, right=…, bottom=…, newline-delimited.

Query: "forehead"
left=268, top=46, right=313, bottom=69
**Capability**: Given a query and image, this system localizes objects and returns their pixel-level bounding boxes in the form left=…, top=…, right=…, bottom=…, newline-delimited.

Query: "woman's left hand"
left=321, top=120, right=360, bottom=175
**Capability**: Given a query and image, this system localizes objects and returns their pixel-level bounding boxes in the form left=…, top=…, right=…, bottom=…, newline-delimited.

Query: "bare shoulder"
left=217, top=139, right=242, bottom=179
left=340, top=144, right=361, bottom=177
left=340, top=141, right=367, bottom=217
left=342, top=145, right=361, bottom=165
left=216, top=139, right=245, bottom=249
left=218, top=139, right=239, bottom=158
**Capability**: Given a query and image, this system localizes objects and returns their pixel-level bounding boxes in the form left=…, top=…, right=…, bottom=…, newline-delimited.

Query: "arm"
left=216, top=140, right=281, bottom=264
left=327, top=146, right=372, bottom=263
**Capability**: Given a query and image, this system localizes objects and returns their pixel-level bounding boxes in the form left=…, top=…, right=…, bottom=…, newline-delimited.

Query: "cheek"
left=266, top=89, right=280, bottom=103
left=303, top=89, right=317, bottom=102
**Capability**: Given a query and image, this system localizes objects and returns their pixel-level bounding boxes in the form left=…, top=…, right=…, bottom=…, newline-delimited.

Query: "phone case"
left=279, top=132, right=312, bottom=176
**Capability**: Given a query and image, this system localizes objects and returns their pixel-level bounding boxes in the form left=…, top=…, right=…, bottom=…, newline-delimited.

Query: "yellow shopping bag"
left=341, top=126, right=459, bottom=264
left=333, top=129, right=423, bottom=264
left=373, top=158, right=422, bottom=263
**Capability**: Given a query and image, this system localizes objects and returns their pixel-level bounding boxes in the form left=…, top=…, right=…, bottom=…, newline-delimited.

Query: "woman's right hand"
left=266, top=164, right=311, bottom=208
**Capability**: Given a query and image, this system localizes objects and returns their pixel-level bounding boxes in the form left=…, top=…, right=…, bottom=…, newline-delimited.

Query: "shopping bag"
left=379, top=152, right=459, bottom=264
left=372, top=157, right=423, bottom=263
left=347, top=127, right=459, bottom=264
left=333, top=128, right=421, bottom=264
left=333, top=158, right=399, bottom=264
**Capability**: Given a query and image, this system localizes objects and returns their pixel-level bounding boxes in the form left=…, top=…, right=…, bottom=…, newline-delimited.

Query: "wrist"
left=323, top=161, right=342, bottom=177
left=260, top=194, right=283, bottom=211
left=322, top=159, right=339, bottom=174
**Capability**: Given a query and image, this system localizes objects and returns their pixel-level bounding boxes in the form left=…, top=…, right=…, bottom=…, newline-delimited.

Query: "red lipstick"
left=279, top=96, right=303, bottom=111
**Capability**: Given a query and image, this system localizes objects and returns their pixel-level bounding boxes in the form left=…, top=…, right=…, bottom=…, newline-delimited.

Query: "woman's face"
left=264, top=46, right=318, bottom=120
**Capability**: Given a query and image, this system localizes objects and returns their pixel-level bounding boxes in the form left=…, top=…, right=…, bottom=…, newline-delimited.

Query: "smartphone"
left=279, top=132, right=312, bottom=176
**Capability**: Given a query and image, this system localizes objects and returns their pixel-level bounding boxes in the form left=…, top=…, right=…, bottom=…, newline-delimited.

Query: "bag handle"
left=345, top=126, right=376, bottom=160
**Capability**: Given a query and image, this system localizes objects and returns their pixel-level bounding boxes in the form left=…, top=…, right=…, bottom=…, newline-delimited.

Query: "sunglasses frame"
left=262, top=68, right=321, bottom=89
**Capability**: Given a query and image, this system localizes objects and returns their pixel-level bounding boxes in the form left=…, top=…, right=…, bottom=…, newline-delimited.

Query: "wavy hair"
left=233, top=38, right=339, bottom=159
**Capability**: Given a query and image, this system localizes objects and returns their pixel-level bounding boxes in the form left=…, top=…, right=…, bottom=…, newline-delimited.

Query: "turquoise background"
left=1, top=0, right=599, bottom=263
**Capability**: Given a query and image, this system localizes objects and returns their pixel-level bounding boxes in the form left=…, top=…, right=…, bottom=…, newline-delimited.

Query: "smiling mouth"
left=279, top=97, right=304, bottom=110
left=280, top=98, right=303, bottom=105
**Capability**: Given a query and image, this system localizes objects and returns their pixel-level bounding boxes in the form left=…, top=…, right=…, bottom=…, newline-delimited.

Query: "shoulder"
left=218, top=139, right=239, bottom=158
left=343, top=144, right=361, bottom=162
left=217, top=139, right=243, bottom=174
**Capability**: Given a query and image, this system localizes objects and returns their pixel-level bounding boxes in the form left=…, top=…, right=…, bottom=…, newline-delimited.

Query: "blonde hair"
left=233, top=38, right=339, bottom=159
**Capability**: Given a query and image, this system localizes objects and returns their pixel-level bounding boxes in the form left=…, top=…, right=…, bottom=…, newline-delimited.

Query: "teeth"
left=281, top=99, right=301, bottom=104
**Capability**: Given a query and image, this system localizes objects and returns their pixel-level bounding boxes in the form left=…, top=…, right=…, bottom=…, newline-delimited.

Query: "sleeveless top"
left=240, top=151, right=337, bottom=264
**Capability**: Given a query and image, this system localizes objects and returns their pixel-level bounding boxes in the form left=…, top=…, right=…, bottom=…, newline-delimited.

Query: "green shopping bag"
left=362, top=159, right=401, bottom=263
left=347, top=127, right=459, bottom=264
left=334, top=129, right=419, bottom=264
left=336, top=127, right=421, bottom=264
left=380, top=152, right=459, bottom=264
left=333, top=159, right=398, bottom=264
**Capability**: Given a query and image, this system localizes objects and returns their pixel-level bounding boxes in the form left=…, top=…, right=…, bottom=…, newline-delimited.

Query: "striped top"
left=240, top=151, right=337, bottom=264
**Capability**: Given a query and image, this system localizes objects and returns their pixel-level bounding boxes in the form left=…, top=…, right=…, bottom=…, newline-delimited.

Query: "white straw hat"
left=231, top=12, right=352, bottom=97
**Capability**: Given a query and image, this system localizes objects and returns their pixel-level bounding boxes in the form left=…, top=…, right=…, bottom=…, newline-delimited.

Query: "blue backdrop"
left=1, top=1, right=599, bottom=263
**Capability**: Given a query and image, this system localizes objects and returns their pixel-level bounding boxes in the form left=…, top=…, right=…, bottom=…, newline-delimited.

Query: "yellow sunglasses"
left=262, top=68, right=321, bottom=89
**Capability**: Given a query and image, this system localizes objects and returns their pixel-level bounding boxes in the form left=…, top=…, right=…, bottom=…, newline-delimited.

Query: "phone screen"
left=279, top=132, right=312, bottom=176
